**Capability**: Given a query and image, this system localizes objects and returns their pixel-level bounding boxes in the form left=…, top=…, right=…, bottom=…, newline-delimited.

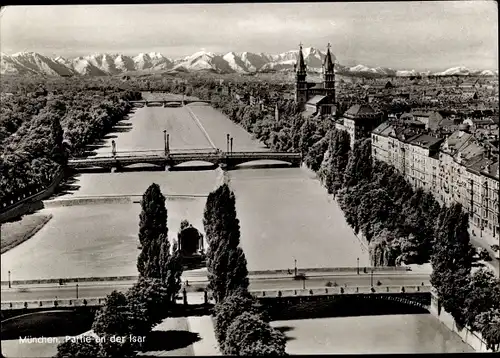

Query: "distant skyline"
left=0, top=2, right=498, bottom=71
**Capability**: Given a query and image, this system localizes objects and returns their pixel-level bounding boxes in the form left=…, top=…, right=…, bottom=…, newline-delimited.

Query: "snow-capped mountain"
left=434, top=66, right=479, bottom=76
left=133, top=52, right=172, bottom=71
left=396, top=69, right=419, bottom=77
left=70, top=56, right=108, bottom=76
left=480, top=69, right=496, bottom=77
left=173, top=51, right=233, bottom=73
left=1, top=50, right=497, bottom=78
left=2, top=52, right=75, bottom=76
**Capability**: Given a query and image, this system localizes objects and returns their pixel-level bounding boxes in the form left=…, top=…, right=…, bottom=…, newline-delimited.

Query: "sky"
left=0, top=1, right=497, bottom=71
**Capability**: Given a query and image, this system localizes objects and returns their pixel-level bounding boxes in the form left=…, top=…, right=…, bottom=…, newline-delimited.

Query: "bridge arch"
left=185, top=101, right=211, bottom=106
left=164, top=102, right=182, bottom=107
left=120, top=162, right=164, bottom=169
left=227, top=158, right=300, bottom=168
left=168, top=159, right=220, bottom=169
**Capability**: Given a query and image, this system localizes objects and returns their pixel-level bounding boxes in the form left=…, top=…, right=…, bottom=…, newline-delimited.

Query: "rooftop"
left=344, top=104, right=377, bottom=118
left=372, top=122, right=393, bottom=136
left=306, top=95, right=328, bottom=106
left=409, top=134, right=443, bottom=148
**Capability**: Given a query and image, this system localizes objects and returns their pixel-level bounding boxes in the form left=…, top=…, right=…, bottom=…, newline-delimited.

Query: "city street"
left=1, top=273, right=430, bottom=302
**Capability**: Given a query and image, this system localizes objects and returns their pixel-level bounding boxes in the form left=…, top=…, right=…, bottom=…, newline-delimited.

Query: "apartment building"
left=466, top=158, right=500, bottom=239
left=372, top=122, right=499, bottom=241
left=371, top=121, right=427, bottom=175
left=407, top=134, right=443, bottom=191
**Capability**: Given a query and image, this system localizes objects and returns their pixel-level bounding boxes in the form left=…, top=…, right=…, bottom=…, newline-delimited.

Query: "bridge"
left=129, top=99, right=212, bottom=107
left=67, top=150, right=303, bottom=172
left=1, top=285, right=431, bottom=315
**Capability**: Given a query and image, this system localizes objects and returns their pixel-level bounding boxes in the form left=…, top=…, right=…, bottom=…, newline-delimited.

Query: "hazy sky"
left=0, top=2, right=497, bottom=71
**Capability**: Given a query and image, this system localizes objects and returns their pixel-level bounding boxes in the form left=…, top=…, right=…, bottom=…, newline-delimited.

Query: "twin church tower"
left=294, top=43, right=336, bottom=115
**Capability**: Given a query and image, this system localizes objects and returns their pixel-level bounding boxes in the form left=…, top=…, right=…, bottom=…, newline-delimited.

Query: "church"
left=295, top=44, right=337, bottom=116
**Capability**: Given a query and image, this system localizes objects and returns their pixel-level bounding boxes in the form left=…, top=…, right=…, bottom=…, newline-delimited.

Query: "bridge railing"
left=226, top=151, right=301, bottom=157
left=252, top=285, right=432, bottom=298
left=1, top=297, right=105, bottom=310
left=69, top=148, right=219, bottom=160
left=1, top=285, right=432, bottom=310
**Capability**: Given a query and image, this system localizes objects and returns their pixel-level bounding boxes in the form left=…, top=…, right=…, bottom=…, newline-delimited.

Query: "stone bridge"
left=67, top=151, right=302, bottom=172
left=129, top=99, right=212, bottom=107
left=1, top=285, right=431, bottom=317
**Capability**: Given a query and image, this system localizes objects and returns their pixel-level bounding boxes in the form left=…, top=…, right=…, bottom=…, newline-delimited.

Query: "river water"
left=0, top=101, right=473, bottom=353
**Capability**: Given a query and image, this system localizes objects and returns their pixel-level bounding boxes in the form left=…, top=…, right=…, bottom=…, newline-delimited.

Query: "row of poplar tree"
left=204, top=183, right=288, bottom=355
left=56, top=181, right=288, bottom=357
left=56, top=183, right=185, bottom=357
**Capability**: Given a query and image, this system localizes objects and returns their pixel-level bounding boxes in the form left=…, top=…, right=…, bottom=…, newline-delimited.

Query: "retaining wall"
left=0, top=170, right=65, bottom=223
left=429, top=290, right=492, bottom=352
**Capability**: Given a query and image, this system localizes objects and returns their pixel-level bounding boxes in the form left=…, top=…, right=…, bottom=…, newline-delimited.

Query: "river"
left=0, top=100, right=473, bottom=353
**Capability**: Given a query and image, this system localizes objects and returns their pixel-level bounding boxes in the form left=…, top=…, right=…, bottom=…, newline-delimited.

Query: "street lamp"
left=163, top=130, right=167, bottom=156
left=8, top=270, right=11, bottom=288
left=357, top=258, right=359, bottom=275
left=294, top=258, right=297, bottom=277
left=226, top=134, right=230, bottom=153
left=76, top=284, right=79, bottom=299
left=230, top=137, right=233, bottom=153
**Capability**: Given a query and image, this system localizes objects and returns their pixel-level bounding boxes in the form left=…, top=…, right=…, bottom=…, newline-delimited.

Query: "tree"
left=298, top=119, right=315, bottom=156
left=431, top=204, right=475, bottom=326
left=213, top=289, right=268, bottom=344
left=463, top=269, right=500, bottom=331
left=126, top=277, right=170, bottom=329
left=158, top=245, right=183, bottom=303
left=304, top=135, right=329, bottom=172
left=325, top=129, right=351, bottom=194
left=477, top=309, right=500, bottom=352
left=222, top=312, right=286, bottom=356
left=204, top=183, right=249, bottom=302
left=92, top=291, right=136, bottom=337
left=343, top=138, right=372, bottom=188
left=369, top=229, right=402, bottom=267
left=97, top=338, right=138, bottom=358
left=56, top=338, right=100, bottom=358
left=138, top=183, right=167, bottom=249
left=137, top=183, right=183, bottom=294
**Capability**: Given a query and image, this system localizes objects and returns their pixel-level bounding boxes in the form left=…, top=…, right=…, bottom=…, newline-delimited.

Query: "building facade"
left=372, top=122, right=499, bottom=242
left=336, top=104, right=384, bottom=148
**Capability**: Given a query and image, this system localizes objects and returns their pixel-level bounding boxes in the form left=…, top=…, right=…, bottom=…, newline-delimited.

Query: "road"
left=1, top=273, right=430, bottom=302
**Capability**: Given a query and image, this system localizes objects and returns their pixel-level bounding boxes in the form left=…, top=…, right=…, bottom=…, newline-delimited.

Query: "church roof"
left=297, top=44, right=307, bottom=73
left=306, top=95, right=328, bottom=105
left=344, top=104, right=376, bottom=118
left=307, top=82, right=323, bottom=89
left=323, top=45, right=334, bottom=72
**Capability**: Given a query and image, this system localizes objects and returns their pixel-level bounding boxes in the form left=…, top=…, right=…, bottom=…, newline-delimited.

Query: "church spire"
left=323, top=43, right=334, bottom=73
left=297, top=42, right=307, bottom=73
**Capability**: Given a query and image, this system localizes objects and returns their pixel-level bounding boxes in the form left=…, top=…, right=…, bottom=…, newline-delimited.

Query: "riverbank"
left=429, top=290, right=492, bottom=352
left=1, top=214, right=53, bottom=254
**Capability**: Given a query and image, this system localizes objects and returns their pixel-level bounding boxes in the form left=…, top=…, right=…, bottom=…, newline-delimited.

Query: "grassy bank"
left=1, top=214, right=53, bottom=254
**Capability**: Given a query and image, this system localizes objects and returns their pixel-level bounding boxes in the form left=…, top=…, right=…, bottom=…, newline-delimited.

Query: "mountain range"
left=1, top=48, right=498, bottom=78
